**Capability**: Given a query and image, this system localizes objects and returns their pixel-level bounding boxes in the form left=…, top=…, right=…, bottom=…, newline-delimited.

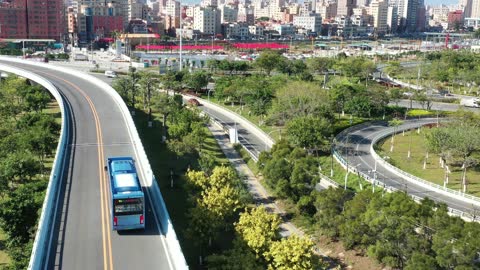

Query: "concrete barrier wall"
left=182, top=94, right=275, bottom=149
left=0, top=57, right=188, bottom=269
left=0, top=63, right=68, bottom=270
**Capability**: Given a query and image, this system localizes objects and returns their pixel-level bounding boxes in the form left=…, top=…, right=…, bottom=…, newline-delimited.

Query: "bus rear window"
left=114, top=198, right=143, bottom=216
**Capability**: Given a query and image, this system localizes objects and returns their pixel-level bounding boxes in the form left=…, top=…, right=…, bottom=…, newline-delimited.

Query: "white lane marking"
left=345, top=121, right=471, bottom=211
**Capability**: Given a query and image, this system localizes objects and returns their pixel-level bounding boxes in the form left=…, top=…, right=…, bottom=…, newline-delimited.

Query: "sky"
left=425, top=0, right=458, bottom=5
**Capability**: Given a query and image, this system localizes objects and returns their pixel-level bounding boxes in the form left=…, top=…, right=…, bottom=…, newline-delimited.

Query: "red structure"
left=232, top=43, right=289, bottom=49
left=93, top=16, right=124, bottom=37
left=0, top=1, right=27, bottom=38
left=0, top=0, right=62, bottom=39
left=447, top=10, right=464, bottom=30
left=136, top=45, right=224, bottom=50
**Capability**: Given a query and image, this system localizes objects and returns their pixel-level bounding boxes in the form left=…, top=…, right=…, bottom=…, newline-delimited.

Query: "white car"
left=104, top=70, right=117, bottom=78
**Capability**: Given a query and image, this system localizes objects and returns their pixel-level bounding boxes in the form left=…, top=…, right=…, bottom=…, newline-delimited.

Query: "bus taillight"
left=140, top=215, right=144, bottom=224
left=114, top=216, right=118, bottom=226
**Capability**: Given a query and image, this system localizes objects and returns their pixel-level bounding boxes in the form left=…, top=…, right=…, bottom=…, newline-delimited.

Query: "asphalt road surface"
left=335, top=119, right=480, bottom=215
left=0, top=60, right=173, bottom=270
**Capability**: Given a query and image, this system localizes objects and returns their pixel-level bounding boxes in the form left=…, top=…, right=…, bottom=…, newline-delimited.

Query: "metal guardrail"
left=0, top=64, right=69, bottom=270
left=184, top=95, right=276, bottom=149
left=0, top=58, right=188, bottom=270
left=333, top=119, right=480, bottom=222
left=209, top=117, right=259, bottom=162
left=370, top=124, right=480, bottom=206
left=81, top=73, right=189, bottom=270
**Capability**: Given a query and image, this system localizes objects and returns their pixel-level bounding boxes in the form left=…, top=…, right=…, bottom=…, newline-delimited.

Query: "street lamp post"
left=207, top=89, right=213, bottom=102
left=330, top=137, right=335, bottom=177
left=344, top=134, right=349, bottom=190
left=266, top=129, right=282, bottom=151
left=179, top=4, right=183, bottom=71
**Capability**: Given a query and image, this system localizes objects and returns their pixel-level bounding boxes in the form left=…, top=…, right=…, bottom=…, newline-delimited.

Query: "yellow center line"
left=38, top=71, right=114, bottom=270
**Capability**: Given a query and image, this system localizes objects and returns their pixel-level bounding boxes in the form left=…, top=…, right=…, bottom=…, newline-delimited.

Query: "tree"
left=384, top=61, right=403, bottom=77
left=151, top=93, right=181, bottom=139
left=185, top=204, right=222, bottom=248
left=432, top=219, right=480, bottom=269
left=340, top=190, right=377, bottom=250
left=345, top=95, right=373, bottom=117
left=329, top=80, right=363, bottom=117
left=389, top=88, right=404, bottom=106
left=0, top=152, right=42, bottom=186
left=198, top=152, right=216, bottom=176
left=235, top=207, right=281, bottom=256
left=0, top=181, right=46, bottom=243
left=286, top=116, right=332, bottom=153
left=306, top=57, right=333, bottom=74
left=388, top=118, right=403, bottom=151
left=112, top=76, right=131, bottom=102
left=266, top=235, right=314, bottom=270
left=363, top=192, right=425, bottom=269
left=128, top=66, right=140, bottom=109
left=404, top=252, right=438, bottom=270
left=268, top=81, right=333, bottom=125
left=255, top=50, right=285, bottom=75
left=185, top=70, right=210, bottom=93
left=314, top=187, right=353, bottom=238
left=198, top=184, right=241, bottom=221
left=138, top=71, right=159, bottom=122
left=18, top=84, right=51, bottom=113
left=242, top=76, right=275, bottom=115
left=206, top=239, right=265, bottom=270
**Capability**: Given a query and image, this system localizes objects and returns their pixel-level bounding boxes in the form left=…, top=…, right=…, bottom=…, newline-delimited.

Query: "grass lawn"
left=132, top=108, right=231, bottom=269
left=0, top=229, right=9, bottom=268
left=379, top=130, right=480, bottom=196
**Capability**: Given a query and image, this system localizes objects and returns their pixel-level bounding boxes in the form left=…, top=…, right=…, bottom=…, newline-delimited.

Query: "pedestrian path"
left=206, top=122, right=331, bottom=259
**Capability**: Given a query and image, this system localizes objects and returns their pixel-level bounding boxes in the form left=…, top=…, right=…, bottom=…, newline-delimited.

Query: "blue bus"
left=106, top=157, right=145, bottom=230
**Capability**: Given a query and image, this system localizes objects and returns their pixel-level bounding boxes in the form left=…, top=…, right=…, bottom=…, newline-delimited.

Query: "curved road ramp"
left=334, top=119, right=480, bottom=222
left=0, top=57, right=188, bottom=270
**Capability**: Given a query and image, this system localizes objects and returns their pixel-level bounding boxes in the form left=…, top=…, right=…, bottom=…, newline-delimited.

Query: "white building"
left=292, top=13, right=322, bottom=33
left=193, top=6, right=220, bottom=34
left=201, top=0, right=218, bottom=7
left=165, top=0, right=180, bottom=18
left=248, top=25, right=264, bottom=36
left=129, top=1, right=149, bottom=21
left=224, top=22, right=250, bottom=38
left=274, top=23, right=296, bottom=36
left=219, top=4, right=238, bottom=23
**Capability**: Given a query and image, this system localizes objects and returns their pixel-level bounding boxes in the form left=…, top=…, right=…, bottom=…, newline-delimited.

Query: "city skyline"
left=179, top=0, right=458, bottom=5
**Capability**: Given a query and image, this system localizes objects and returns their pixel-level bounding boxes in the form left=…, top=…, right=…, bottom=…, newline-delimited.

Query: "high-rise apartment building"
left=292, top=12, right=322, bottom=32
left=318, top=0, right=337, bottom=20
left=219, top=4, right=238, bottom=23
left=337, top=0, right=355, bottom=16
left=387, top=5, right=398, bottom=32
left=471, top=0, right=480, bottom=17
left=238, top=4, right=254, bottom=24
left=370, top=0, right=388, bottom=34
left=165, top=0, right=180, bottom=18
left=0, top=0, right=63, bottom=39
left=193, top=6, right=220, bottom=34
left=129, top=0, right=148, bottom=21
left=0, top=0, right=27, bottom=38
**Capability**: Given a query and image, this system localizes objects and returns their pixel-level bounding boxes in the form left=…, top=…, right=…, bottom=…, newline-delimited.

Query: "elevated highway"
left=0, top=58, right=185, bottom=270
